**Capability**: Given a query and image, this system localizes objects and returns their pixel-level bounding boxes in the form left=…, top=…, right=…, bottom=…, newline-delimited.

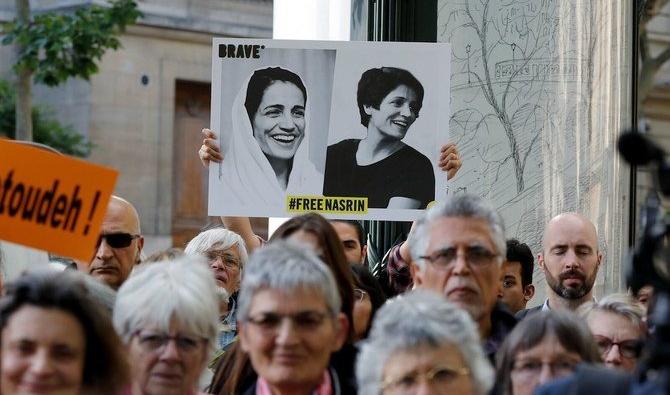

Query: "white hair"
left=356, top=290, right=494, bottom=395
left=184, top=227, right=249, bottom=269
left=408, top=193, right=505, bottom=270
left=237, top=240, right=342, bottom=322
left=113, top=256, right=219, bottom=352
left=579, top=293, right=646, bottom=331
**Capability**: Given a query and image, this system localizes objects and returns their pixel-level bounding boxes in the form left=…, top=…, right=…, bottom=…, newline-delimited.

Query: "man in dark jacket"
left=516, top=212, right=602, bottom=320
left=408, top=193, right=517, bottom=360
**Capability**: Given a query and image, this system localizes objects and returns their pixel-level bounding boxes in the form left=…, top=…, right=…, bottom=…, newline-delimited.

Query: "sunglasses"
left=96, top=233, right=141, bottom=249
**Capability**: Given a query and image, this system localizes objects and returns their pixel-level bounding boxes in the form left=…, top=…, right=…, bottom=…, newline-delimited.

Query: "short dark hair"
left=495, top=310, right=602, bottom=395
left=506, top=239, right=534, bottom=287
left=357, top=67, right=424, bottom=127
left=330, top=219, right=367, bottom=246
left=244, top=67, right=307, bottom=122
left=0, top=270, right=129, bottom=395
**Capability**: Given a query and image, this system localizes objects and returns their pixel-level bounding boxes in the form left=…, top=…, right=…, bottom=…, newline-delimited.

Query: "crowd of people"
left=0, top=180, right=655, bottom=395
left=0, top=93, right=654, bottom=394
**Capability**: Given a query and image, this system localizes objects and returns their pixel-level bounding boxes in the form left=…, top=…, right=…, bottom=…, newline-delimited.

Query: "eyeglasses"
left=512, top=358, right=580, bottom=379
left=382, top=365, right=470, bottom=393
left=96, top=233, right=140, bottom=249
left=419, top=246, right=499, bottom=270
left=354, top=288, right=368, bottom=302
left=206, top=250, right=241, bottom=269
left=133, top=330, right=206, bottom=354
left=594, top=335, right=641, bottom=359
left=245, top=311, right=330, bottom=334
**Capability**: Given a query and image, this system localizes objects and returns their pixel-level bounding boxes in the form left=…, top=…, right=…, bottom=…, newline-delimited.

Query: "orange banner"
left=0, top=140, right=118, bottom=261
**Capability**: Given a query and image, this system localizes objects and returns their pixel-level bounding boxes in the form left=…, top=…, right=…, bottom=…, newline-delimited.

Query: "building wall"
left=86, top=26, right=212, bottom=245
left=0, top=0, right=272, bottom=254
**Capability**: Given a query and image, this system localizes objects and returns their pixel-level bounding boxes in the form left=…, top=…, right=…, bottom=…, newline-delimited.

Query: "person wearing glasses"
left=578, top=293, right=646, bottom=373
left=357, top=290, right=494, bottom=395
left=114, top=256, right=218, bottom=395
left=495, top=310, right=601, bottom=395
left=208, top=213, right=357, bottom=395
left=407, top=193, right=517, bottom=361
left=75, top=195, right=144, bottom=289
left=351, top=264, right=387, bottom=341
left=237, top=240, right=349, bottom=395
left=185, top=227, right=249, bottom=352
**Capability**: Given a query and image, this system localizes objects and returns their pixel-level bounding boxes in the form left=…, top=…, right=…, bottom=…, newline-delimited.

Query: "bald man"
left=517, top=213, right=603, bottom=320
left=76, top=195, right=143, bottom=289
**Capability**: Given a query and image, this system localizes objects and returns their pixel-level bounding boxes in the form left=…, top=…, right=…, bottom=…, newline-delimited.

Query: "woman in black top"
left=323, top=67, right=435, bottom=209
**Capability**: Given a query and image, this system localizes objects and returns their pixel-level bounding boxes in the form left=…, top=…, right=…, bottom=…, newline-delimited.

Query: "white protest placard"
left=209, top=39, right=450, bottom=221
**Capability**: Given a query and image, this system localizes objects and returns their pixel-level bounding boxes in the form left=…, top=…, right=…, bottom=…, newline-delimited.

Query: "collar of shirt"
left=542, top=297, right=596, bottom=312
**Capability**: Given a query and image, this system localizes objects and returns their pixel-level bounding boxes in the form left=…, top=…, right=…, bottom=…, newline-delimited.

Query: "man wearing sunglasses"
left=407, top=193, right=516, bottom=361
left=76, top=195, right=144, bottom=289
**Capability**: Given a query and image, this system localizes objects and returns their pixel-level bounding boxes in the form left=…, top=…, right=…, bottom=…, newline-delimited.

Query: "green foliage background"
left=0, top=80, right=92, bottom=157
left=2, top=0, right=141, bottom=86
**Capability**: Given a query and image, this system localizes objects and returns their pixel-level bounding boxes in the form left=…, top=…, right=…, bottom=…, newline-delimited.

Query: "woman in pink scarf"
left=237, top=241, right=349, bottom=395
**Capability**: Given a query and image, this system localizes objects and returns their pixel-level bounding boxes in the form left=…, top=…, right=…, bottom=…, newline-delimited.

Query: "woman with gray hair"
left=237, top=240, right=349, bottom=395
left=114, top=257, right=219, bottom=395
left=579, top=293, right=646, bottom=372
left=185, top=227, right=248, bottom=351
left=357, top=290, right=494, bottom=395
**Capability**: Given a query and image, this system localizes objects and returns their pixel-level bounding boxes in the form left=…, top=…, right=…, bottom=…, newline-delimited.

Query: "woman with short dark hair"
left=0, top=269, right=128, bottom=395
left=495, top=310, right=602, bottom=395
left=323, top=67, right=441, bottom=209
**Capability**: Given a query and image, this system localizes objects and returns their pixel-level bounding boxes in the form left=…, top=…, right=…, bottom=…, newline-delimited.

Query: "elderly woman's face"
left=252, top=81, right=306, bottom=161
left=239, top=287, right=346, bottom=392
left=365, top=84, right=419, bottom=140
left=1, top=305, right=85, bottom=395
left=128, top=320, right=208, bottom=395
left=587, top=310, right=643, bottom=373
left=381, top=343, right=474, bottom=395
left=510, top=334, right=582, bottom=395
left=205, top=244, right=242, bottom=296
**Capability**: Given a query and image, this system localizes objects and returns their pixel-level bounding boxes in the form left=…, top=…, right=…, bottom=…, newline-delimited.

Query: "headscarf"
left=218, top=68, right=322, bottom=209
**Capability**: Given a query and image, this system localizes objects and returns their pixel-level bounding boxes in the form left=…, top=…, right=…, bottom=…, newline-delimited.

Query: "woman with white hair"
left=185, top=227, right=248, bottom=351
left=114, top=257, right=219, bottom=395
left=579, top=293, right=646, bottom=372
left=237, top=240, right=350, bottom=395
left=357, top=290, right=494, bottom=395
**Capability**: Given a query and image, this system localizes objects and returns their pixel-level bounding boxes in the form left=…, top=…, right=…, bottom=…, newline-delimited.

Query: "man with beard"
left=76, top=195, right=144, bottom=289
left=408, top=193, right=517, bottom=361
left=184, top=227, right=248, bottom=353
left=516, top=213, right=602, bottom=320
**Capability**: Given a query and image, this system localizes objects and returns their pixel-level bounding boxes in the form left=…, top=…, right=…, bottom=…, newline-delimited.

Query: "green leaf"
left=0, top=79, right=93, bottom=157
left=2, top=0, right=141, bottom=86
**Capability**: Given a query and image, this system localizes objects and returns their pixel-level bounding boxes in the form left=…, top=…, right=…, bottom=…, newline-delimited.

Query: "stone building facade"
left=0, top=0, right=273, bottom=253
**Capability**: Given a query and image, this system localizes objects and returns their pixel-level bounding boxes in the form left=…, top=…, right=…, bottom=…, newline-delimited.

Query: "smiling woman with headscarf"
left=219, top=67, right=322, bottom=208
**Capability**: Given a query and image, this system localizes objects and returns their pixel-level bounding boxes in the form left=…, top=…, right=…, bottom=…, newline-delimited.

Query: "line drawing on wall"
left=438, top=0, right=632, bottom=301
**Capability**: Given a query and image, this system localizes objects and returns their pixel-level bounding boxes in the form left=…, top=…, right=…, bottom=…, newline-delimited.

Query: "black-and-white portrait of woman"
left=323, top=67, right=435, bottom=209
left=211, top=47, right=335, bottom=213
